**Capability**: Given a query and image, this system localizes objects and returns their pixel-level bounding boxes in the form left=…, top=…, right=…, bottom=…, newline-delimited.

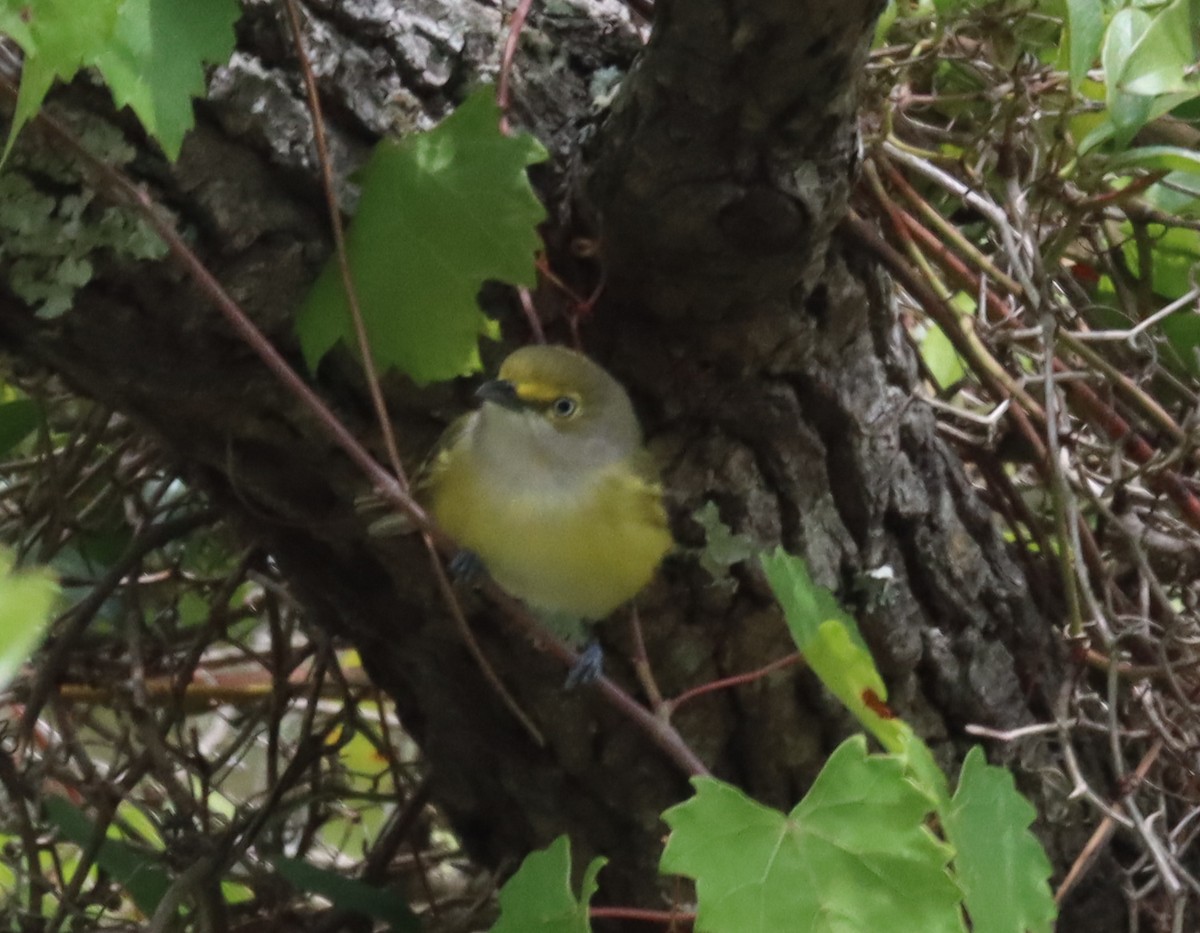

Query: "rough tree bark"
left=0, top=0, right=1119, bottom=926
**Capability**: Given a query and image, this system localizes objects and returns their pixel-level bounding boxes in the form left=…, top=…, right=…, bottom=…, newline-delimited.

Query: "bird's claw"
left=448, top=549, right=487, bottom=585
left=564, top=639, right=604, bottom=690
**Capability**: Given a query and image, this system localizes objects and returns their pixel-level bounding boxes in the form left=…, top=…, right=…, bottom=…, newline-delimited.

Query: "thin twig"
left=280, top=0, right=538, bottom=746
left=664, top=654, right=803, bottom=717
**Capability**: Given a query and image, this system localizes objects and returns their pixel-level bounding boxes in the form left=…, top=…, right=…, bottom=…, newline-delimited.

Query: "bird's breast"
left=428, top=443, right=670, bottom=619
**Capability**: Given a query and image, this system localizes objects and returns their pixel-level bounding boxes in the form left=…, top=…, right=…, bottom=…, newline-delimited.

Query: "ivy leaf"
left=0, top=547, right=58, bottom=691
left=0, top=0, right=123, bottom=155
left=943, top=748, right=1057, bottom=933
left=490, top=835, right=606, bottom=933
left=93, top=0, right=240, bottom=161
left=661, top=740, right=965, bottom=933
left=297, top=88, right=548, bottom=385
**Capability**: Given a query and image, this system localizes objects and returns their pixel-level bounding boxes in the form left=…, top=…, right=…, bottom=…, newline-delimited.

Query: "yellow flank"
left=430, top=449, right=671, bottom=619
left=423, top=345, right=672, bottom=619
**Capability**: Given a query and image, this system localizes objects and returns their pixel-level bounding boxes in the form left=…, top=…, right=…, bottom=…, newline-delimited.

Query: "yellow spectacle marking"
left=513, top=380, right=569, bottom=404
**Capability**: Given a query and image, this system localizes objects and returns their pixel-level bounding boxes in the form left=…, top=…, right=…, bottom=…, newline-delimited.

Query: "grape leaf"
left=0, top=0, right=123, bottom=156
left=943, top=747, right=1057, bottom=933
left=760, top=548, right=907, bottom=753
left=661, top=739, right=965, bottom=933
left=760, top=549, right=953, bottom=807
left=491, top=835, right=606, bottom=933
left=93, top=0, right=240, bottom=161
left=0, top=0, right=238, bottom=161
left=297, top=88, right=547, bottom=385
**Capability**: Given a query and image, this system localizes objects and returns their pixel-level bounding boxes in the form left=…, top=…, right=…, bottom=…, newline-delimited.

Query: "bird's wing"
left=626, top=448, right=671, bottom=532
left=358, top=411, right=476, bottom=537
left=413, top=410, right=477, bottom=497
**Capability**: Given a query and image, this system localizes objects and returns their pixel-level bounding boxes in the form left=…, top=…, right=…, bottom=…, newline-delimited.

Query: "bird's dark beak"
left=476, top=379, right=525, bottom=412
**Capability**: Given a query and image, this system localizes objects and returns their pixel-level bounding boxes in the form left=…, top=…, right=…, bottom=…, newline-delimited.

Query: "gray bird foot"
left=564, top=639, right=604, bottom=690
left=448, top=549, right=487, bottom=585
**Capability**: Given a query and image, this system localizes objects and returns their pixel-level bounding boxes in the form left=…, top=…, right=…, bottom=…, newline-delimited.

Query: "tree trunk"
left=0, top=0, right=1117, bottom=925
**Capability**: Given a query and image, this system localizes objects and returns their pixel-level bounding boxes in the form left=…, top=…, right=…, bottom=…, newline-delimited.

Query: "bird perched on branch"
left=423, top=344, right=672, bottom=683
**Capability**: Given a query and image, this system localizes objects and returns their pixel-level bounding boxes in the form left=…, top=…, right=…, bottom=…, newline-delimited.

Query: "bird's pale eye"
left=551, top=396, right=579, bottom=418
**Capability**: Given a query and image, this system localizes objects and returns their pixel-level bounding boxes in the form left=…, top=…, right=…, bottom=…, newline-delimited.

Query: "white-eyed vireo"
left=423, top=345, right=672, bottom=629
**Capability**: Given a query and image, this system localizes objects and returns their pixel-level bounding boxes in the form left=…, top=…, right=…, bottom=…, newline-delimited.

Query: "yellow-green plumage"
left=423, top=345, right=672, bottom=620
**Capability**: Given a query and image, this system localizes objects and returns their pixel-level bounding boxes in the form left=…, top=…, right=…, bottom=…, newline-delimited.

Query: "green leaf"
left=1108, top=146, right=1200, bottom=175
left=1066, top=0, right=1106, bottom=88
left=0, top=834, right=16, bottom=895
left=920, top=321, right=966, bottom=390
left=943, top=748, right=1057, bottom=933
left=272, top=856, right=420, bottom=931
left=661, top=741, right=964, bottom=933
left=0, top=0, right=238, bottom=160
left=872, top=0, right=899, bottom=47
left=1118, top=0, right=1197, bottom=97
left=93, top=0, right=241, bottom=161
left=692, top=501, right=757, bottom=586
left=115, top=800, right=166, bottom=850
left=895, top=725, right=952, bottom=812
left=1161, top=312, right=1200, bottom=375
left=1102, top=7, right=1155, bottom=146
left=221, top=879, right=255, bottom=904
left=491, top=836, right=606, bottom=933
left=0, top=0, right=123, bottom=154
left=1121, top=223, right=1200, bottom=299
left=760, top=549, right=908, bottom=753
left=0, top=548, right=58, bottom=691
left=297, top=88, right=548, bottom=385
left=1145, top=170, right=1200, bottom=217
left=43, top=797, right=171, bottom=917
left=0, top=397, right=41, bottom=455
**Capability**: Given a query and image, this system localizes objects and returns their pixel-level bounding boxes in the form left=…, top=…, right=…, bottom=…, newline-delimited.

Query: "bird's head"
left=475, top=345, right=642, bottom=465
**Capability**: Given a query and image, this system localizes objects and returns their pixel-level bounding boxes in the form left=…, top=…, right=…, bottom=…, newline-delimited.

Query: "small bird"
left=422, top=345, right=672, bottom=675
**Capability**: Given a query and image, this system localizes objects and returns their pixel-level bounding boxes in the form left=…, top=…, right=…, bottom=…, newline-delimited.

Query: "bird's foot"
left=564, top=639, right=604, bottom=690
left=448, top=549, right=487, bottom=586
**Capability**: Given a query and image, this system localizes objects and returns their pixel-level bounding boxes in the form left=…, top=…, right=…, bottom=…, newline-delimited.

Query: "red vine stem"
left=1062, top=370, right=1200, bottom=531
left=664, top=653, right=803, bottom=716
left=591, top=906, right=696, bottom=926
left=496, top=0, right=535, bottom=133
